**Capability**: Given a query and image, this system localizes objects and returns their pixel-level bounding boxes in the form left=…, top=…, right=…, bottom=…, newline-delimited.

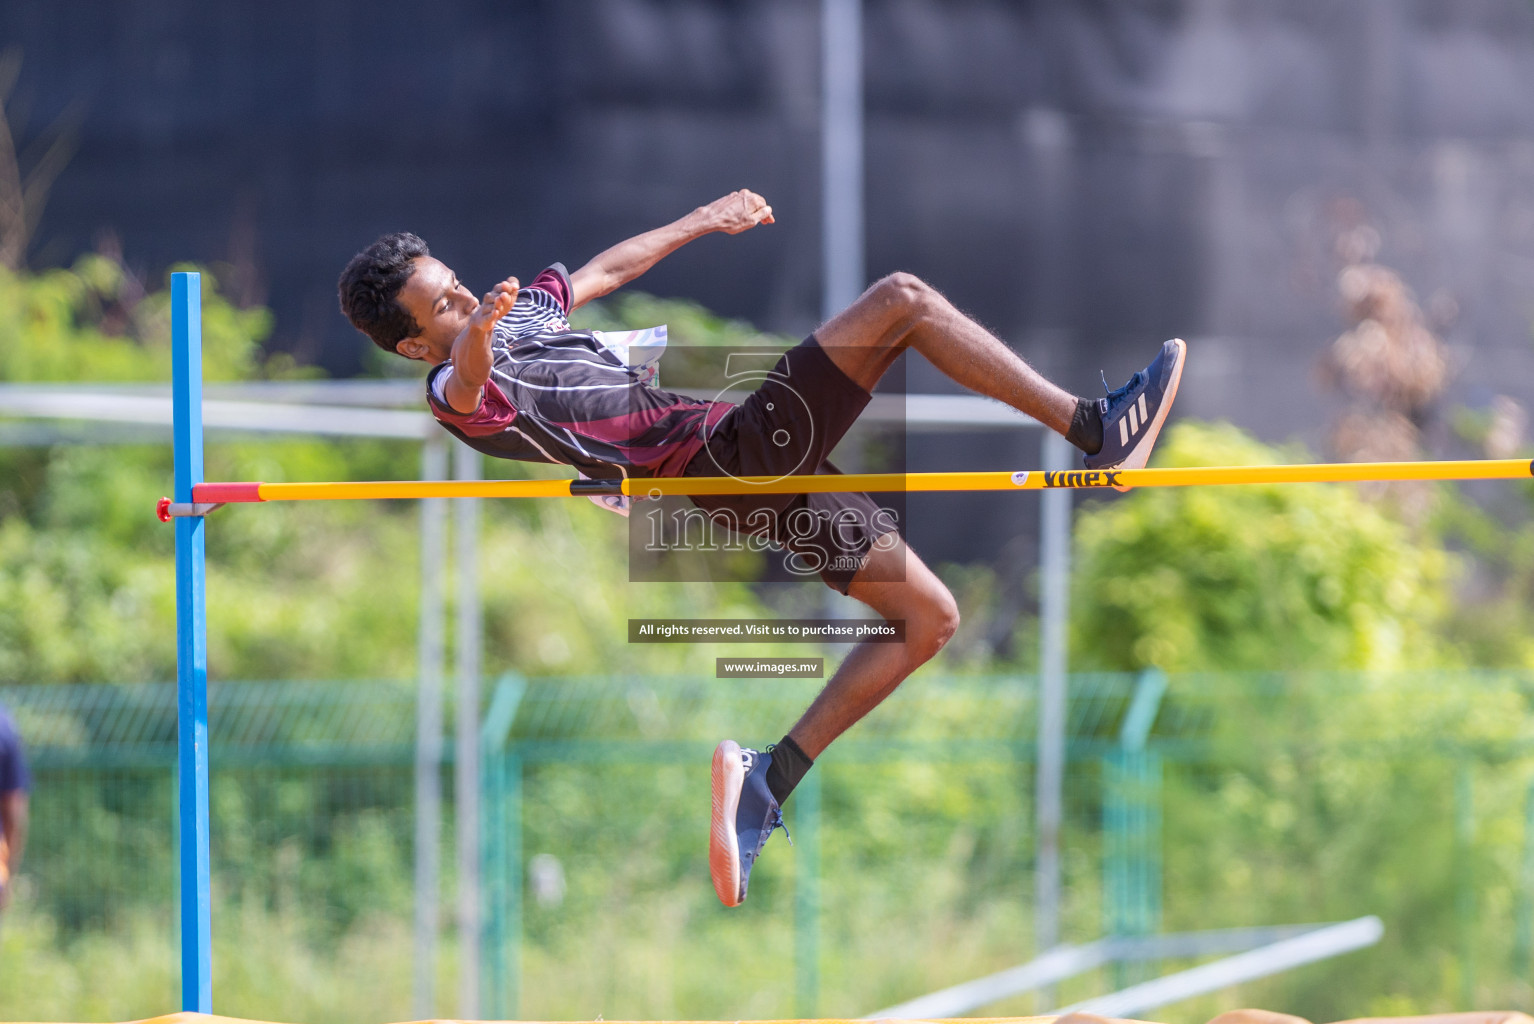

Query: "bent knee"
left=870, top=271, right=936, bottom=312
left=906, top=586, right=960, bottom=662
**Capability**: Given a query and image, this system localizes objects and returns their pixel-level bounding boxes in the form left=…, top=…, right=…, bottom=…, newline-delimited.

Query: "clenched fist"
left=699, top=189, right=774, bottom=235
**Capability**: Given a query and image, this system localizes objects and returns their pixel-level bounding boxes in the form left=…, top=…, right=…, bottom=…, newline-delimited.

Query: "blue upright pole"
left=172, top=271, right=213, bottom=1012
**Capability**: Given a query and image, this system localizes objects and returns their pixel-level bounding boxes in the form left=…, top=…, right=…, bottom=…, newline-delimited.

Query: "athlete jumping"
left=338, top=189, right=1185, bottom=907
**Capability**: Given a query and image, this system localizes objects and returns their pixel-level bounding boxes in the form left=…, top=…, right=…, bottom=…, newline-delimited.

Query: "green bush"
left=1071, top=422, right=1453, bottom=672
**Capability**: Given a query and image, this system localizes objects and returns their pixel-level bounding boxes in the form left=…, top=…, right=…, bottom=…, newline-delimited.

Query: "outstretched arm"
left=568, top=189, right=773, bottom=310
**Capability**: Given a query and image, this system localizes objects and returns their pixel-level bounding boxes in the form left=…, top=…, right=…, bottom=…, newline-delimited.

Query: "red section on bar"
left=193, top=482, right=264, bottom=503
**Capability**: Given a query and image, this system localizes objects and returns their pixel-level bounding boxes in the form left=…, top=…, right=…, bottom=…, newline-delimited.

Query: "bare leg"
left=815, top=272, right=1079, bottom=436
left=1207, top=1011, right=1314, bottom=1024
left=785, top=537, right=959, bottom=757
left=1053, top=1014, right=1138, bottom=1024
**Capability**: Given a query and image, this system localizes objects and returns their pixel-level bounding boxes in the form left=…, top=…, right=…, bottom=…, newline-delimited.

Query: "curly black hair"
left=337, top=232, right=431, bottom=353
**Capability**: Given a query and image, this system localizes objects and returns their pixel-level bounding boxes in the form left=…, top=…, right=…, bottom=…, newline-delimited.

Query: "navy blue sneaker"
left=710, top=740, right=791, bottom=906
left=1084, top=338, right=1187, bottom=479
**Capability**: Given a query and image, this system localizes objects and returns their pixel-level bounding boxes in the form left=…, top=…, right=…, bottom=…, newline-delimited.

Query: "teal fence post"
left=483, top=735, right=506, bottom=1017
left=480, top=673, right=525, bottom=1017
left=795, top=767, right=822, bottom=1017
left=1105, top=751, right=1125, bottom=928
left=1103, top=669, right=1166, bottom=987
left=505, top=750, right=523, bottom=1017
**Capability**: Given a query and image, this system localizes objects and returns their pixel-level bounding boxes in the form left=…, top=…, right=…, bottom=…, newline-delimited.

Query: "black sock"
left=1065, top=396, right=1103, bottom=455
left=766, top=735, right=814, bottom=805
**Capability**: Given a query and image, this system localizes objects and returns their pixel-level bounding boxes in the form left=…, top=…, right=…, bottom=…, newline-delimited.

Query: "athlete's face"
left=394, top=256, right=479, bottom=361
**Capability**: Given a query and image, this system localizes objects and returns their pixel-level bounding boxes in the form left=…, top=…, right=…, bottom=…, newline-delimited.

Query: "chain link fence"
left=5, top=671, right=1534, bottom=1023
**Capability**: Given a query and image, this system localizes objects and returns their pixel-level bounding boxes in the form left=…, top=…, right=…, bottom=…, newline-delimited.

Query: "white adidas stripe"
left=1114, top=391, right=1153, bottom=448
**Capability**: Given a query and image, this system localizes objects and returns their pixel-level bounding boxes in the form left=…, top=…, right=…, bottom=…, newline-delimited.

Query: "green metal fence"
left=473, top=667, right=1194, bottom=1017
left=8, top=670, right=1534, bottom=1023
left=6, top=680, right=421, bottom=1021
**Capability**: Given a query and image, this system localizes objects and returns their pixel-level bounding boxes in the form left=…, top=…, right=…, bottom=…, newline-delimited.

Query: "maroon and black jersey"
left=426, top=264, right=730, bottom=480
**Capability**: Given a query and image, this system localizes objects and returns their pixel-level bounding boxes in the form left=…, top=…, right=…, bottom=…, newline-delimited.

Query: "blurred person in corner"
left=0, top=701, right=29, bottom=912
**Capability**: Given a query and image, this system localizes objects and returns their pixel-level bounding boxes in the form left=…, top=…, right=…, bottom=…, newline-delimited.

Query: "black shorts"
left=681, top=335, right=901, bottom=593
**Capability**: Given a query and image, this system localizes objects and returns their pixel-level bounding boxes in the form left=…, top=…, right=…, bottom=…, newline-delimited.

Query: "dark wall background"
left=8, top=0, right=1534, bottom=565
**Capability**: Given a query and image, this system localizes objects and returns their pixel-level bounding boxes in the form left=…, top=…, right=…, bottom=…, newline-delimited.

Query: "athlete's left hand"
left=472, top=278, right=520, bottom=328
left=701, top=189, right=774, bottom=234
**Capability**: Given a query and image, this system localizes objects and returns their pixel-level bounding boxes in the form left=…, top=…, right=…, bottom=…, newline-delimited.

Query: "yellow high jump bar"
left=156, top=458, right=1533, bottom=518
